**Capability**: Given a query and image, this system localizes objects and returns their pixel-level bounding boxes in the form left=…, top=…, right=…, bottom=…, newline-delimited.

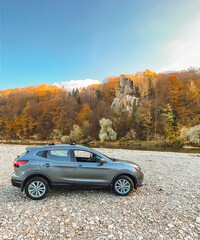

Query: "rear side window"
left=36, top=151, right=47, bottom=158
left=46, top=150, right=70, bottom=161
left=49, top=150, right=69, bottom=157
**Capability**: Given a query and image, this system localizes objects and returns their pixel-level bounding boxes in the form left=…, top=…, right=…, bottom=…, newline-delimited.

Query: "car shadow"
left=0, top=185, right=139, bottom=203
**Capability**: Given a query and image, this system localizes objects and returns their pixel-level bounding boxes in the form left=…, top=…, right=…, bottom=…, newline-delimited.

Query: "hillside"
left=0, top=68, right=200, bottom=145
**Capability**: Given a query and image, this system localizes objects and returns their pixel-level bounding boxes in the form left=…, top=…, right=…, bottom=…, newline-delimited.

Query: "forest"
left=0, top=68, right=200, bottom=146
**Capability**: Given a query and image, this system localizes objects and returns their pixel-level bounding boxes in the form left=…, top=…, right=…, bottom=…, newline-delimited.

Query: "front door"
left=72, top=150, right=110, bottom=186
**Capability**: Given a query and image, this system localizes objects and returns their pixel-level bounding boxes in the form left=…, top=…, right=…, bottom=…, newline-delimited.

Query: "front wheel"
left=25, top=177, right=49, bottom=200
left=113, top=175, right=133, bottom=196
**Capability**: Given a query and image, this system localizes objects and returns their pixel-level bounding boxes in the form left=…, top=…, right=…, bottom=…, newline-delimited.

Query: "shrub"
left=119, top=137, right=126, bottom=142
left=49, top=129, right=63, bottom=140
left=61, top=135, right=70, bottom=143
left=125, top=129, right=136, bottom=140
left=99, top=118, right=117, bottom=142
left=70, top=125, right=83, bottom=142
left=180, top=125, right=200, bottom=145
left=61, top=123, right=90, bottom=143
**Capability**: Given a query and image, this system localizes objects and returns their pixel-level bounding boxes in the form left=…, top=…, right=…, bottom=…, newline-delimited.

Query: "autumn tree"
left=135, top=101, right=152, bottom=140
left=161, top=104, right=180, bottom=145
left=0, top=68, right=199, bottom=143
left=99, top=118, right=117, bottom=142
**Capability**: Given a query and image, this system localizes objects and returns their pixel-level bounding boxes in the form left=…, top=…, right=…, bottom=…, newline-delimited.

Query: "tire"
left=113, top=175, right=133, bottom=196
left=25, top=177, right=49, bottom=200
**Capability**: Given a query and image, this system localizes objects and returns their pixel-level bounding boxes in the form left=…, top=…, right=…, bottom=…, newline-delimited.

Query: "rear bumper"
left=11, top=178, right=22, bottom=188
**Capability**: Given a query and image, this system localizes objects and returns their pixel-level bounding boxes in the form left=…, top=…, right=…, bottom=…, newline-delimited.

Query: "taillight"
left=13, top=160, right=29, bottom=168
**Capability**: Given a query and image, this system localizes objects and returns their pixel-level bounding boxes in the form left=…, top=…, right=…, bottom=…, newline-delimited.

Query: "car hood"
left=111, top=158, right=140, bottom=168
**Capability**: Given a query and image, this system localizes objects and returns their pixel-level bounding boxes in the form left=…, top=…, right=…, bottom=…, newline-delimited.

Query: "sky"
left=0, top=0, right=200, bottom=90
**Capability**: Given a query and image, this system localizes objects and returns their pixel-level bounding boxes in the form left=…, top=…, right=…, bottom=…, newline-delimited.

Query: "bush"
left=119, top=137, right=126, bottom=142
left=99, top=118, right=117, bottom=142
left=61, top=135, right=71, bottom=143
left=49, top=129, right=63, bottom=140
left=70, top=125, right=83, bottom=142
left=125, top=129, right=136, bottom=140
left=180, top=125, right=200, bottom=145
left=61, top=123, right=90, bottom=143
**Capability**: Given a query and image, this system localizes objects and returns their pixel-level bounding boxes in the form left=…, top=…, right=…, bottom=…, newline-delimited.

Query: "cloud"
left=156, top=14, right=200, bottom=73
left=54, top=79, right=100, bottom=91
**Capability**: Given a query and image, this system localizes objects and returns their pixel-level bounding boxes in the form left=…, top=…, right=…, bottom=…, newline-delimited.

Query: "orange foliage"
left=0, top=68, right=199, bottom=140
left=76, top=104, right=92, bottom=125
left=101, top=76, right=120, bottom=104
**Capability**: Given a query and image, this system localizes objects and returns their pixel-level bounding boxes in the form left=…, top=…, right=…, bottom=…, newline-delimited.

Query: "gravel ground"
left=0, top=144, right=200, bottom=240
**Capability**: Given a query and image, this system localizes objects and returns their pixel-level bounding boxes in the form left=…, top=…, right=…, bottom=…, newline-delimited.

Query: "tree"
left=113, top=111, right=132, bottom=139
left=76, top=104, right=91, bottom=125
left=136, top=101, right=152, bottom=140
left=99, top=118, right=117, bottom=142
left=161, top=104, right=179, bottom=145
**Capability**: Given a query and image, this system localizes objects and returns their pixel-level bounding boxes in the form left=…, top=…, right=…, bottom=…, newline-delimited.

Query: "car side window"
left=74, top=150, right=99, bottom=163
left=36, top=151, right=47, bottom=158
left=46, top=150, right=70, bottom=161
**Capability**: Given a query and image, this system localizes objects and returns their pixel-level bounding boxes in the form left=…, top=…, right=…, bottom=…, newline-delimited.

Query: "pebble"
left=195, top=217, right=200, bottom=224
left=0, top=145, right=199, bottom=240
left=168, top=223, right=174, bottom=228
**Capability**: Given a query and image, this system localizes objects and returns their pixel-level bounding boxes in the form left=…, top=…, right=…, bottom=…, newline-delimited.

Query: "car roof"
left=26, top=144, right=92, bottom=152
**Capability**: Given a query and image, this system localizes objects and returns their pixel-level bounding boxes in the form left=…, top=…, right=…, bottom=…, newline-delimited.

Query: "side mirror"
left=99, top=159, right=107, bottom=165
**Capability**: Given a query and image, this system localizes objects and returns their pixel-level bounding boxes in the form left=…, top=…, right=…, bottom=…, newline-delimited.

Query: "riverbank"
left=0, top=139, right=199, bottom=153
left=0, top=145, right=200, bottom=239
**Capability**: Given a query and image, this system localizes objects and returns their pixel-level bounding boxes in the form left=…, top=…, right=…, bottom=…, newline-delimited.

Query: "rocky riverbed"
left=0, top=144, right=200, bottom=240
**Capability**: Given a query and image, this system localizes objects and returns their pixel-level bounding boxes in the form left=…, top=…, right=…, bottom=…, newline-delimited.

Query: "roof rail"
left=48, top=142, right=55, bottom=145
left=70, top=142, right=76, bottom=145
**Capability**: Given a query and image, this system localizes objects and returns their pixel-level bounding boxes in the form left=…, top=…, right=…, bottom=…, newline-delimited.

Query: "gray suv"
left=11, top=144, right=144, bottom=200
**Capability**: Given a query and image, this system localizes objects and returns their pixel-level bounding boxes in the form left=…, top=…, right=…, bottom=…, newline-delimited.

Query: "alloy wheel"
left=114, top=179, right=131, bottom=194
left=28, top=181, right=46, bottom=198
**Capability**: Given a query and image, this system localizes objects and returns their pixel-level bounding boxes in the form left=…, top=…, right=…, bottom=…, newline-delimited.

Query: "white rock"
left=196, top=217, right=200, bottom=224
left=108, top=225, right=113, bottom=229
left=168, top=223, right=174, bottom=228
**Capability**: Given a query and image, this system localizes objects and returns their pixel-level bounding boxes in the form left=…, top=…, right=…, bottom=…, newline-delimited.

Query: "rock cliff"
left=111, top=75, right=140, bottom=113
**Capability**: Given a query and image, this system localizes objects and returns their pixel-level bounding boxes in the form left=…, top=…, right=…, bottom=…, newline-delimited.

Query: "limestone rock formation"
left=111, top=75, right=140, bottom=113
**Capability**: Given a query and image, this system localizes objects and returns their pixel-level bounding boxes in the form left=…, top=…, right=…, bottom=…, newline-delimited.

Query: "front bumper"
left=136, top=171, right=144, bottom=188
left=137, top=180, right=143, bottom=187
left=11, top=178, right=22, bottom=188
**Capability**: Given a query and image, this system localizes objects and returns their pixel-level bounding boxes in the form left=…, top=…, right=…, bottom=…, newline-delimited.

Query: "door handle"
left=77, top=165, right=83, bottom=168
left=44, top=163, right=51, bottom=168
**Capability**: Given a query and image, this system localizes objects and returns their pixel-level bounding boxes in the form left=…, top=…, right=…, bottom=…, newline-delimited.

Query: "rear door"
left=39, top=149, right=75, bottom=186
left=72, top=150, right=110, bottom=186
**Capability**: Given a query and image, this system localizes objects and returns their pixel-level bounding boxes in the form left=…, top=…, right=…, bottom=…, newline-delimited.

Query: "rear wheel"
left=25, top=177, right=49, bottom=200
left=113, top=175, right=133, bottom=196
